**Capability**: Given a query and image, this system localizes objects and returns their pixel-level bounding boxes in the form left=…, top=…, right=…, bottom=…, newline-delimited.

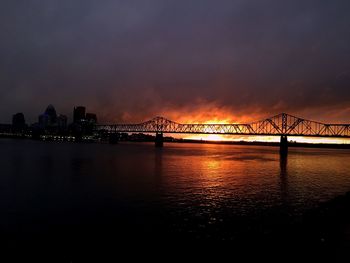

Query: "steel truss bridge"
left=97, top=113, right=350, bottom=138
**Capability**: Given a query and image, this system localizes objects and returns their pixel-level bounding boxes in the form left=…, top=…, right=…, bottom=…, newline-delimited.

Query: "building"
left=39, top=104, right=58, bottom=129
left=12, top=112, right=26, bottom=132
left=57, top=114, right=68, bottom=130
left=38, top=113, right=50, bottom=129
left=86, top=113, right=97, bottom=124
left=44, top=104, right=57, bottom=124
left=73, top=106, right=86, bottom=123
left=12, top=113, right=25, bottom=128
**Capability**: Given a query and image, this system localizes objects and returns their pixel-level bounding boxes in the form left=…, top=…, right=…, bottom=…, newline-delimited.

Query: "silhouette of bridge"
left=97, top=113, right=350, bottom=153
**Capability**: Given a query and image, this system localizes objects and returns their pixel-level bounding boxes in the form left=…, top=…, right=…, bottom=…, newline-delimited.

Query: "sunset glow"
left=156, top=101, right=262, bottom=125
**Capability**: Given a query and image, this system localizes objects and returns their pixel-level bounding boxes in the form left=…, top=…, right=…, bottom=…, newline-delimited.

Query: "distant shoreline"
left=1, top=133, right=350, bottom=150
left=170, top=139, right=350, bottom=149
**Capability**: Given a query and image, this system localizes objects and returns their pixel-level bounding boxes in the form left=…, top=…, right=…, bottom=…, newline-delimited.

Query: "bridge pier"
left=155, top=132, right=163, bottom=147
left=280, top=135, right=288, bottom=155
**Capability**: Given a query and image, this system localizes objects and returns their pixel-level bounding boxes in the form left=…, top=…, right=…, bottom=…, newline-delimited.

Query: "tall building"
left=12, top=112, right=26, bottom=130
left=73, top=106, right=86, bottom=123
left=38, top=113, right=50, bottom=129
left=86, top=113, right=97, bottom=124
left=39, top=104, right=58, bottom=128
left=44, top=104, right=57, bottom=124
left=57, top=114, right=68, bottom=130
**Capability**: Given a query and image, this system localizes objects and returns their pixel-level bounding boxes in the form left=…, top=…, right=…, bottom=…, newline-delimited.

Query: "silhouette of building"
left=39, top=104, right=58, bottom=129
left=73, top=106, right=86, bottom=123
left=57, top=114, right=68, bottom=130
left=12, top=113, right=26, bottom=128
left=38, top=114, right=49, bottom=129
left=0, top=124, right=12, bottom=133
left=86, top=113, right=97, bottom=124
left=12, top=112, right=26, bottom=133
left=44, top=104, right=57, bottom=123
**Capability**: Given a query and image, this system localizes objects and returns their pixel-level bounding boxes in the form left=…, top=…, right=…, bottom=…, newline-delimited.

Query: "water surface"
left=1, top=139, right=350, bottom=252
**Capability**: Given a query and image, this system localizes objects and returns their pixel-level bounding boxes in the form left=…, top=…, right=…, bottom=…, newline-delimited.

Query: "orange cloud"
left=157, top=100, right=266, bottom=124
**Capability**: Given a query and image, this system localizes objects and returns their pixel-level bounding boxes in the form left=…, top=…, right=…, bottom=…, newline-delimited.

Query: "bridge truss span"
left=97, top=113, right=350, bottom=138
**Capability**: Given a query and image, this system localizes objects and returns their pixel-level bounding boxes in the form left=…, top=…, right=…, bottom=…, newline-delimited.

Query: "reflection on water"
left=1, top=139, right=350, bottom=247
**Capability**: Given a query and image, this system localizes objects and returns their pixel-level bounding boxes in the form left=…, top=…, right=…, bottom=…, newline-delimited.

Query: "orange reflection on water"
left=204, top=158, right=221, bottom=170
left=179, top=134, right=350, bottom=144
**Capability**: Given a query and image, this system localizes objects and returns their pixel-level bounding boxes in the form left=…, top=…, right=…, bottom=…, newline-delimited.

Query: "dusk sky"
left=1, top=0, right=350, bottom=124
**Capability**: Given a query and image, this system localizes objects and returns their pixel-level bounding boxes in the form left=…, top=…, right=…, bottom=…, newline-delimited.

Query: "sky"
left=1, top=0, right=350, bottom=125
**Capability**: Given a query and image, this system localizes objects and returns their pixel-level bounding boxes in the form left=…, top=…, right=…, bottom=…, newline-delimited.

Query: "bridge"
left=97, top=113, right=350, bottom=153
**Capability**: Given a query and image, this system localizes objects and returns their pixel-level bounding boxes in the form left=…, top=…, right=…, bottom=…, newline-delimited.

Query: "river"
left=1, top=139, right=350, bottom=256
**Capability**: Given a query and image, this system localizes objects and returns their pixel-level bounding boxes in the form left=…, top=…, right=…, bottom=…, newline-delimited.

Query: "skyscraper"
left=73, top=106, right=86, bottom=123
left=44, top=104, right=57, bottom=124
left=39, top=104, right=58, bottom=128
left=57, top=114, right=68, bottom=130
left=86, top=113, right=97, bottom=124
left=12, top=112, right=26, bottom=131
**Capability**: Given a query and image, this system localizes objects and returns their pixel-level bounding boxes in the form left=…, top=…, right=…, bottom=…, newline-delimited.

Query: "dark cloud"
left=0, top=0, right=350, bottom=123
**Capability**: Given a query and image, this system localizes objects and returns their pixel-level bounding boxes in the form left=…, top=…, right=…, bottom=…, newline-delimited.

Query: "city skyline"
left=9, top=104, right=96, bottom=126
left=0, top=1, right=350, bottom=125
